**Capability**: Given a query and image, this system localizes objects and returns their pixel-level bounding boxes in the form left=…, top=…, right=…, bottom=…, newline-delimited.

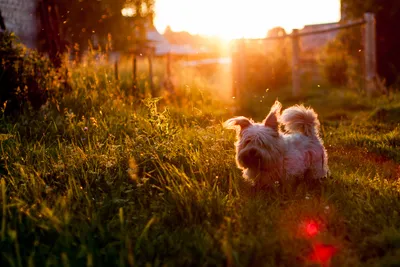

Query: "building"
left=300, top=22, right=340, bottom=52
left=299, top=1, right=348, bottom=53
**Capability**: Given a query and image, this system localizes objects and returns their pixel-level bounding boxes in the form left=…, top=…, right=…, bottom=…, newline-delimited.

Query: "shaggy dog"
left=224, top=100, right=329, bottom=188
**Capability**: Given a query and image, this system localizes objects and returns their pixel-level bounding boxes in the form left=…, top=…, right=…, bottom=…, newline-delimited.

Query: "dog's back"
left=280, top=104, right=329, bottom=179
left=280, top=104, right=320, bottom=138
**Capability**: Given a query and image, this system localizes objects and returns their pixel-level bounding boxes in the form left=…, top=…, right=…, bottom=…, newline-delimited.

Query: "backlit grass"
left=0, top=60, right=400, bottom=267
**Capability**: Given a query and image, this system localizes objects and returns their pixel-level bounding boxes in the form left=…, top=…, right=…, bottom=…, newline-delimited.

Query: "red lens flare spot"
left=302, top=220, right=320, bottom=238
left=308, top=244, right=338, bottom=266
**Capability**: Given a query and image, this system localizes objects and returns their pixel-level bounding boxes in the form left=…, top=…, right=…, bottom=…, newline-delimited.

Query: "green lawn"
left=0, top=63, right=400, bottom=267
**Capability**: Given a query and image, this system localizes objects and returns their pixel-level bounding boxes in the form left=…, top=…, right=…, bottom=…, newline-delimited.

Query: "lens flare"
left=308, top=244, right=338, bottom=266
left=305, top=220, right=319, bottom=237
left=299, top=219, right=320, bottom=238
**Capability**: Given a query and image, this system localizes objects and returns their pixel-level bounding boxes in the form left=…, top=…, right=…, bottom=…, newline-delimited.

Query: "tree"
left=164, top=25, right=172, bottom=34
left=100, top=0, right=155, bottom=51
left=341, top=0, right=400, bottom=86
left=267, top=27, right=286, bottom=38
left=40, top=0, right=155, bottom=56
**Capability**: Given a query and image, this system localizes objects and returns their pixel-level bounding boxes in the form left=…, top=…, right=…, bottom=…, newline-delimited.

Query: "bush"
left=234, top=40, right=292, bottom=116
left=318, top=29, right=363, bottom=89
left=244, top=41, right=291, bottom=93
left=321, top=49, right=349, bottom=87
left=0, top=32, right=59, bottom=116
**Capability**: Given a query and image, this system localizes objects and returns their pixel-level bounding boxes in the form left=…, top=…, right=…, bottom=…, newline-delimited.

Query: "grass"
left=0, top=59, right=400, bottom=267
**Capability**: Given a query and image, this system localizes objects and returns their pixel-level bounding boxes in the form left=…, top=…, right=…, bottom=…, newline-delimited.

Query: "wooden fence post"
left=364, top=12, right=377, bottom=96
left=291, top=29, right=300, bottom=97
left=132, top=53, right=137, bottom=95
left=148, top=48, right=154, bottom=96
left=166, top=52, right=171, bottom=83
left=165, top=51, right=174, bottom=93
left=163, top=51, right=174, bottom=94
left=114, top=60, right=119, bottom=81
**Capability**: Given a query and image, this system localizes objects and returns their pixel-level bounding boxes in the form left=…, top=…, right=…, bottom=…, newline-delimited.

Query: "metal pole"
left=238, top=38, right=246, bottom=99
left=231, top=40, right=237, bottom=98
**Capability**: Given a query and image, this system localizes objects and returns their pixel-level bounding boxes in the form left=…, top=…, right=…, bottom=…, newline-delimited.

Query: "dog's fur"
left=224, top=100, right=329, bottom=188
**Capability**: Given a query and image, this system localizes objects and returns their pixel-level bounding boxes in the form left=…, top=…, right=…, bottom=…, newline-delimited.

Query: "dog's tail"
left=280, top=104, right=321, bottom=137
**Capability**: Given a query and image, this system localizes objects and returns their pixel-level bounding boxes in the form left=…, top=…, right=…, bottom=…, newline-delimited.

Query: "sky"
left=154, top=0, right=341, bottom=39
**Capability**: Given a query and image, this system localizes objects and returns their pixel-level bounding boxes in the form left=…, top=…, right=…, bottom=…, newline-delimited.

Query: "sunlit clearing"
left=121, top=7, right=135, bottom=17
left=121, top=2, right=149, bottom=17
left=154, top=0, right=341, bottom=39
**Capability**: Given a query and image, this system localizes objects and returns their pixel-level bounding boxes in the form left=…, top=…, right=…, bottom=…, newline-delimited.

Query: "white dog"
left=224, top=100, right=329, bottom=188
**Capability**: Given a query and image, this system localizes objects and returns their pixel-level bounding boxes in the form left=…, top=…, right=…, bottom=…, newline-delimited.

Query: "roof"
left=146, top=26, right=209, bottom=56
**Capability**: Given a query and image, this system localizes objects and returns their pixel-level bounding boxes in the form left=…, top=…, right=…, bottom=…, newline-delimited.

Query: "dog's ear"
left=263, top=100, right=282, bottom=130
left=224, top=116, right=252, bottom=131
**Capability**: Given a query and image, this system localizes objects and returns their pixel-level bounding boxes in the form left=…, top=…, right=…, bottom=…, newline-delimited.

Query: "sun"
left=154, top=0, right=341, bottom=40
left=154, top=0, right=278, bottom=40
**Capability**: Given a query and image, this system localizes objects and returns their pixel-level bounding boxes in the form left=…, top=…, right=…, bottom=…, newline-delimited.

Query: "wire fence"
left=231, top=13, right=378, bottom=99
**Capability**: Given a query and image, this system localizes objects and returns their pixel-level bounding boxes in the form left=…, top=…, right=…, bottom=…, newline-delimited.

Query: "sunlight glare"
left=308, top=244, right=338, bottom=265
left=154, top=0, right=341, bottom=40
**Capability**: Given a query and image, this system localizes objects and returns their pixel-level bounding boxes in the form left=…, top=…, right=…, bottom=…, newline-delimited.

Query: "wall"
left=0, top=0, right=38, bottom=48
left=300, top=22, right=340, bottom=52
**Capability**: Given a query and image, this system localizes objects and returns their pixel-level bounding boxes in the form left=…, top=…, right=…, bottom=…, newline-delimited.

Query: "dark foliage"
left=342, top=0, right=400, bottom=87
left=48, top=0, right=155, bottom=55
left=0, top=32, right=53, bottom=115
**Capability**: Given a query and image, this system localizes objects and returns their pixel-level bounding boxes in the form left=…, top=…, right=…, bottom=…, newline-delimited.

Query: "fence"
left=232, top=13, right=377, bottom=98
